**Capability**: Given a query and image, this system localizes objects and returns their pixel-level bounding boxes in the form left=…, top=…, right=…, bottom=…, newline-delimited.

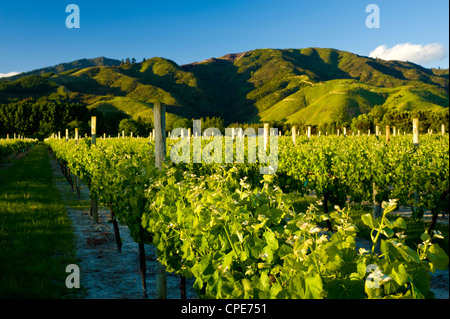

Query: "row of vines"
left=0, top=138, right=37, bottom=165
left=45, top=132, right=449, bottom=299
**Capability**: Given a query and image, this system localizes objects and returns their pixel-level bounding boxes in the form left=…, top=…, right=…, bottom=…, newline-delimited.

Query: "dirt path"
left=49, top=153, right=197, bottom=299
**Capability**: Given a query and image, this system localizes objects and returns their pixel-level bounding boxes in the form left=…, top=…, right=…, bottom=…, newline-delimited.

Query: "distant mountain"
left=1, top=49, right=448, bottom=128
left=4, top=57, right=121, bottom=81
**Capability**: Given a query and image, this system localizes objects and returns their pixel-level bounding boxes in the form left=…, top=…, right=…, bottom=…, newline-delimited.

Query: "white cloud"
left=0, top=71, right=21, bottom=78
left=369, top=43, right=447, bottom=66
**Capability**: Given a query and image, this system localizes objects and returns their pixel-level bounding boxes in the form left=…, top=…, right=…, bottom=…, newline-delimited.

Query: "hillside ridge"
left=1, top=48, right=448, bottom=128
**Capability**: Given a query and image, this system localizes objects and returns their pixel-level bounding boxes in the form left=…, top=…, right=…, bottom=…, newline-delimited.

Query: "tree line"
left=0, top=101, right=89, bottom=137
left=261, top=107, right=449, bottom=136
left=0, top=101, right=154, bottom=139
left=1, top=100, right=448, bottom=139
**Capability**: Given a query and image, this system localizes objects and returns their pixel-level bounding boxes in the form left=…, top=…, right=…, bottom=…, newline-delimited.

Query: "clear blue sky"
left=0, top=0, right=448, bottom=75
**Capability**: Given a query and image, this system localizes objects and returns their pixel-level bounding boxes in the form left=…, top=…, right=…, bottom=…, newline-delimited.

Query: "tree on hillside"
left=66, top=119, right=89, bottom=137
left=171, top=118, right=192, bottom=130
left=118, top=118, right=139, bottom=136
left=351, top=114, right=372, bottom=132
left=135, top=116, right=153, bottom=135
left=202, top=116, right=225, bottom=134
left=370, top=105, right=387, bottom=125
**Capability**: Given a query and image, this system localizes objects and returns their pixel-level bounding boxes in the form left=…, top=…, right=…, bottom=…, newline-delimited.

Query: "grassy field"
left=0, top=143, right=80, bottom=298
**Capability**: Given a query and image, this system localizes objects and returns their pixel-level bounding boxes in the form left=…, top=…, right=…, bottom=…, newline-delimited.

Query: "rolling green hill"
left=5, top=57, right=121, bottom=81
left=1, top=48, right=448, bottom=129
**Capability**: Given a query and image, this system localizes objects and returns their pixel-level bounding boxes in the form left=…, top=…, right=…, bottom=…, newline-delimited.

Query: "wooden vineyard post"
left=154, top=102, right=166, bottom=170
left=154, top=102, right=167, bottom=299
left=372, top=125, right=384, bottom=218
left=442, top=124, right=445, bottom=136
left=91, top=116, right=98, bottom=223
left=412, top=118, right=421, bottom=218
left=263, top=123, right=269, bottom=151
left=109, top=202, right=122, bottom=253
left=372, top=179, right=382, bottom=255
left=74, top=128, right=80, bottom=195
left=373, top=182, right=381, bottom=220
left=385, top=125, right=390, bottom=143
left=65, top=129, right=74, bottom=189
left=307, top=126, right=311, bottom=141
left=413, top=118, right=419, bottom=147
left=91, top=116, right=97, bottom=145
left=75, top=128, right=80, bottom=199
left=292, top=126, right=297, bottom=146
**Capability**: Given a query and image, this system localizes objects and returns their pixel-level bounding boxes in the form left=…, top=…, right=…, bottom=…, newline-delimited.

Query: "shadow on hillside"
left=126, top=58, right=259, bottom=124
left=366, top=61, right=407, bottom=81
left=283, top=48, right=352, bottom=81
left=183, top=59, right=259, bottom=123
left=55, top=73, right=127, bottom=97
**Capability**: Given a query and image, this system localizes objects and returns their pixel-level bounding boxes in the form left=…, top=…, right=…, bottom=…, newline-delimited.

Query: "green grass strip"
left=0, top=143, right=80, bottom=298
